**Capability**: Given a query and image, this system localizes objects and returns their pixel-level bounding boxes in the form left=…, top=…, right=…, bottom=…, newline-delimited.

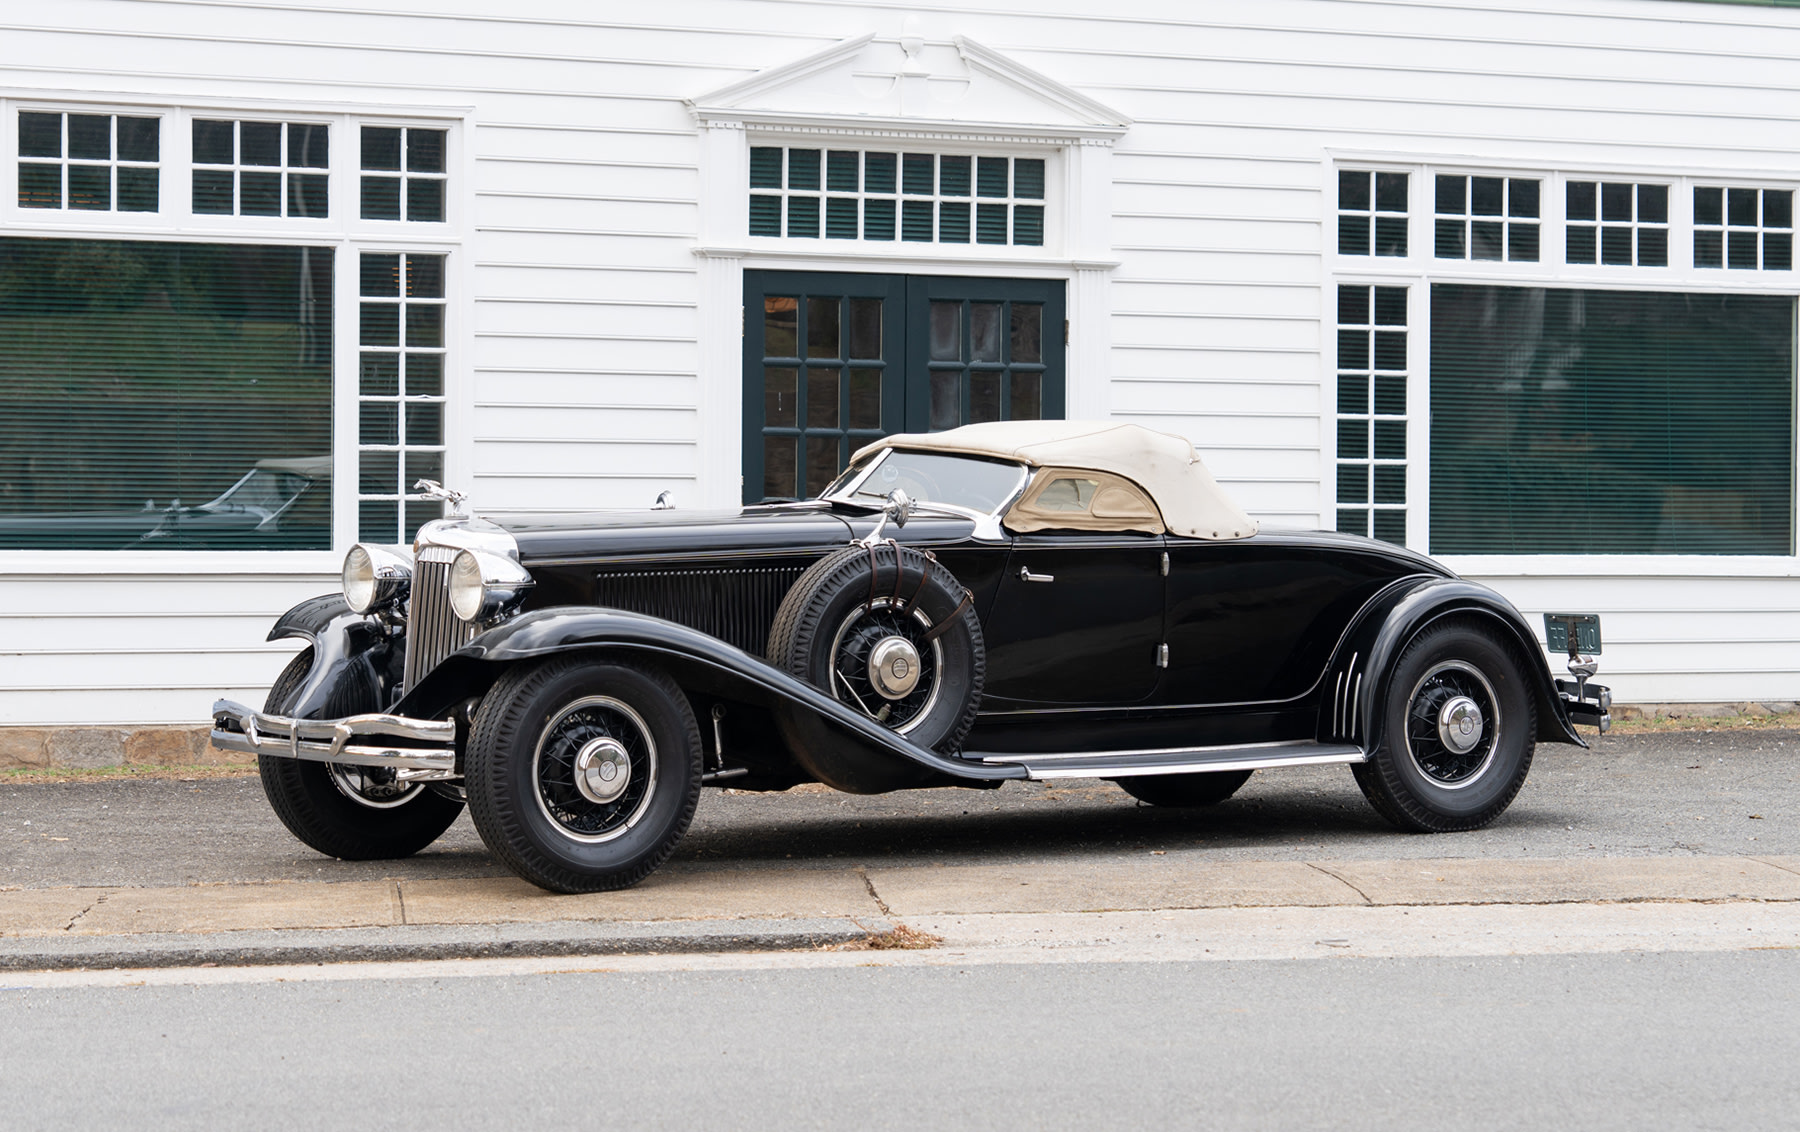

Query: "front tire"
left=1114, top=769, right=1253, bottom=807
left=257, top=650, right=465, bottom=861
left=465, top=657, right=702, bottom=893
left=1352, top=619, right=1536, bottom=832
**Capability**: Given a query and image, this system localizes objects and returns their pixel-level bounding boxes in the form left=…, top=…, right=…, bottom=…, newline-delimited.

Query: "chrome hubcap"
left=1437, top=696, right=1485, bottom=755
left=1404, top=660, right=1501, bottom=789
left=327, top=764, right=423, bottom=809
left=572, top=737, right=632, bottom=804
left=868, top=635, right=922, bottom=700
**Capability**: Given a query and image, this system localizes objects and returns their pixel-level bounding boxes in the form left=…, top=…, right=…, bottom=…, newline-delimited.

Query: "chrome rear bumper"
left=1556, top=680, right=1612, bottom=734
left=210, top=699, right=458, bottom=779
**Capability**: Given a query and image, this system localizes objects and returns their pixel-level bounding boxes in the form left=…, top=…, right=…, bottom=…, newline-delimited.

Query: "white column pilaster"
left=694, top=118, right=747, bottom=508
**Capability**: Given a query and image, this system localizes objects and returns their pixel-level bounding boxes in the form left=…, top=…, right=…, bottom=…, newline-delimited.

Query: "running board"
left=966, top=740, right=1367, bottom=781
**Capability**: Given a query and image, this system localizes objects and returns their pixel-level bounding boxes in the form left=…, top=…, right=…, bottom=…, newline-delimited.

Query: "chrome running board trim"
left=210, top=699, right=458, bottom=780
left=967, top=740, right=1366, bottom=780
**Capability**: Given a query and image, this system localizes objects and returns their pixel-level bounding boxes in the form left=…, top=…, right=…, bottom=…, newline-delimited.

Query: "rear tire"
left=1352, top=619, right=1536, bottom=832
left=257, top=650, right=465, bottom=861
left=1114, top=769, right=1253, bottom=807
left=465, top=657, right=702, bottom=893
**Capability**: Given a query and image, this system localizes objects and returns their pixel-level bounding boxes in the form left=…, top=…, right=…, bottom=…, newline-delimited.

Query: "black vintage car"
left=212, top=421, right=1610, bottom=893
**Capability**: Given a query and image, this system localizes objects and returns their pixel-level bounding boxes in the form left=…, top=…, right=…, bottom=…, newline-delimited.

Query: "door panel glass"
left=930, top=371, right=959, bottom=430
left=849, top=369, right=882, bottom=430
left=806, top=297, right=838, bottom=358
left=764, top=368, right=797, bottom=427
left=930, top=301, right=960, bottom=360
left=970, top=372, right=1001, bottom=423
left=849, top=298, right=881, bottom=358
left=971, top=303, right=1002, bottom=361
left=1011, top=304, right=1042, bottom=363
left=763, top=436, right=797, bottom=499
left=764, top=297, right=797, bottom=356
left=806, top=368, right=839, bottom=428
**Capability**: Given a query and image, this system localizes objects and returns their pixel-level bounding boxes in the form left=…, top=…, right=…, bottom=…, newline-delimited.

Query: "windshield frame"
left=822, top=447, right=1032, bottom=527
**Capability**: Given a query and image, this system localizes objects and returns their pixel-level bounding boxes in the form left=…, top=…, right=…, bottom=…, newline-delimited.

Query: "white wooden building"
left=1, top=0, right=1797, bottom=731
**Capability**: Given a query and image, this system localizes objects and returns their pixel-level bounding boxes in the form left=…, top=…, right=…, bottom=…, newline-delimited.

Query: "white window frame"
left=1328, top=150, right=1800, bottom=579
left=0, top=88, right=470, bottom=576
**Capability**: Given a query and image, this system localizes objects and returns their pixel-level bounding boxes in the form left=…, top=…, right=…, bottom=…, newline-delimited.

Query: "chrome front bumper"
left=210, top=700, right=459, bottom=780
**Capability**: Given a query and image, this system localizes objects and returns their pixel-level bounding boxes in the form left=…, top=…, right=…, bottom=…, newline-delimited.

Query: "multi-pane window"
left=358, top=252, right=447, bottom=542
left=748, top=147, right=1046, bottom=247
left=1695, top=187, right=1793, bottom=270
left=1337, top=171, right=1408, bottom=257
left=1336, top=284, right=1407, bottom=545
left=1435, top=175, right=1539, bottom=261
left=759, top=295, right=888, bottom=500
left=361, top=127, right=447, bottom=222
left=18, top=112, right=159, bottom=212
left=926, top=300, right=1047, bottom=430
left=192, top=120, right=328, bottom=218
left=1566, top=181, right=1667, bottom=267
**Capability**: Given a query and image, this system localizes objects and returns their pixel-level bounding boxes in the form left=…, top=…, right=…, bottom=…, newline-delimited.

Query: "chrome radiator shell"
left=401, top=545, right=479, bottom=692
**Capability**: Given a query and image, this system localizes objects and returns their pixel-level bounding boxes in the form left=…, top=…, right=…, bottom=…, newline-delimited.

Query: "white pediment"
left=687, top=33, right=1129, bottom=141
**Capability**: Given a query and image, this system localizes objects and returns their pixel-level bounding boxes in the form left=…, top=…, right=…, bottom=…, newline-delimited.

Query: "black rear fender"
left=393, top=606, right=1024, bottom=788
left=265, top=593, right=393, bottom=719
left=1320, top=577, right=1582, bottom=751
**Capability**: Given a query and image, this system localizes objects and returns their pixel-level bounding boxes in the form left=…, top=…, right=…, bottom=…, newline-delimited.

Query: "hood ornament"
left=413, top=479, right=469, bottom=518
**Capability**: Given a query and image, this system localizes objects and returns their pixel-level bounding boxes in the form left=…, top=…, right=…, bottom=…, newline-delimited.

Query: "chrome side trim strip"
left=969, top=740, right=1366, bottom=781
left=210, top=699, right=457, bottom=778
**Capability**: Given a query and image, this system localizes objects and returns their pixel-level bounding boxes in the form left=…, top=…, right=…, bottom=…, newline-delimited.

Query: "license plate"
left=1544, top=613, right=1602, bottom=655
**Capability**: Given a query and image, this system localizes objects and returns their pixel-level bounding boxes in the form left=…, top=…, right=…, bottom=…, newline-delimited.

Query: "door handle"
left=1019, top=566, right=1054, bottom=583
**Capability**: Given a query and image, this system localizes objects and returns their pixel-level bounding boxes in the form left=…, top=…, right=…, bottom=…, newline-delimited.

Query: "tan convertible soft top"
left=852, top=420, right=1258, bottom=540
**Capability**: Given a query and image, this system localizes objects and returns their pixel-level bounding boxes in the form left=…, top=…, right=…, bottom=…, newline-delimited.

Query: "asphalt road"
left=4, top=949, right=1796, bottom=1131
left=2, top=728, right=1794, bottom=889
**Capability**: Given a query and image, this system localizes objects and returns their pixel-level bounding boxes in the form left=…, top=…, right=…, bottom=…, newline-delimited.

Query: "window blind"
left=0, top=237, right=333, bottom=550
left=1430, top=284, right=1794, bottom=555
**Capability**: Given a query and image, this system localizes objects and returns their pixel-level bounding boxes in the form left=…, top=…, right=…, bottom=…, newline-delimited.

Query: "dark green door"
left=743, top=271, right=1065, bottom=503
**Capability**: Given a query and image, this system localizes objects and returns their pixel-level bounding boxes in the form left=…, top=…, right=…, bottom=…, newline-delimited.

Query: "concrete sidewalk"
left=4, top=854, right=1798, bottom=970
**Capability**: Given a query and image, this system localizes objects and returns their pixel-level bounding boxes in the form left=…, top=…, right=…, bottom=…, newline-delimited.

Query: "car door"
left=980, top=531, right=1166, bottom=706
left=1160, top=535, right=1417, bottom=706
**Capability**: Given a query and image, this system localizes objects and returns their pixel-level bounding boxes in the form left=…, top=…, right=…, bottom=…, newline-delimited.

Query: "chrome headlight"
left=342, top=543, right=412, bottom=614
left=448, top=548, right=532, bottom=624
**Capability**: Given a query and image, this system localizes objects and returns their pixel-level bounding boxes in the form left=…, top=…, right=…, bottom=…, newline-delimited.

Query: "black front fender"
left=1324, top=577, right=1582, bottom=753
left=395, top=606, right=1024, bottom=787
left=266, top=593, right=390, bottom=720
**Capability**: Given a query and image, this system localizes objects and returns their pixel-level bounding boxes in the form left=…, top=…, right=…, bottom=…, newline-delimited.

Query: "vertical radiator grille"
left=594, top=565, right=806, bottom=656
left=402, top=546, right=478, bottom=691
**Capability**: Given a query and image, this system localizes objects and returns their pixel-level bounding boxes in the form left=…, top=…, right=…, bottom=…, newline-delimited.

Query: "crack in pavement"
left=61, top=891, right=109, bottom=933
left=1751, top=856, right=1800, bottom=879
left=1303, top=862, right=1373, bottom=904
left=856, top=867, right=894, bottom=917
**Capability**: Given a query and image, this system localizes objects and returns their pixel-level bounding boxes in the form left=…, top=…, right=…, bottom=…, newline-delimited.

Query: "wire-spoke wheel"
left=1353, top=619, right=1536, bottom=833
left=257, top=649, right=464, bottom=861
left=826, top=598, right=944, bottom=734
left=466, top=657, right=701, bottom=893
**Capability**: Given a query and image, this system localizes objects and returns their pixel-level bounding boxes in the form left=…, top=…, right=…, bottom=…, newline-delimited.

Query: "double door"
left=743, top=270, right=1066, bottom=503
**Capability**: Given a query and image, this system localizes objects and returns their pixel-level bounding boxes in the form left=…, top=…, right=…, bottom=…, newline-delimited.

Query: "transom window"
left=1695, top=187, right=1793, bottom=270
left=361, top=127, right=447, bottom=222
left=1435, top=175, right=1538, bottom=262
left=748, top=146, right=1046, bottom=246
left=1566, top=181, right=1667, bottom=267
left=1337, top=170, right=1408, bottom=257
left=358, top=252, right=448, bottom=542
left=192, top=119, right=328, bottom=218
left=18, top=111, right=160, bottom=213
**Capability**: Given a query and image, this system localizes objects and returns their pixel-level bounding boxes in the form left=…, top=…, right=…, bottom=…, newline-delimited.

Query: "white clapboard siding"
left=3, top=0, right=1800, bottom=724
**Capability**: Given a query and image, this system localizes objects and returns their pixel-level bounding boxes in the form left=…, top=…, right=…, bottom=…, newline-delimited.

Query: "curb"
left=0, top=916, right=891, bottom=972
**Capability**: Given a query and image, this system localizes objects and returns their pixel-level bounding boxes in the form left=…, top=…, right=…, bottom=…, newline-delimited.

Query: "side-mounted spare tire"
left=766, top=541, right=985, bottom=793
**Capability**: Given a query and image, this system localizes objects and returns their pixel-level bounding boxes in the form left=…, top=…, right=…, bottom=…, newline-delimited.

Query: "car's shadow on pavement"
left=672, top=773, right=1588, bottom=868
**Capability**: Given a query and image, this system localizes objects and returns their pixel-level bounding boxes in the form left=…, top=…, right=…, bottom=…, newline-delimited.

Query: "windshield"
left=826, top=449, right=1028, bottom=515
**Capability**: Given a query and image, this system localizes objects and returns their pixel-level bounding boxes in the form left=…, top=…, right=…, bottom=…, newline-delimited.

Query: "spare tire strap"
left=919, top=587, right=972, bottom=643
